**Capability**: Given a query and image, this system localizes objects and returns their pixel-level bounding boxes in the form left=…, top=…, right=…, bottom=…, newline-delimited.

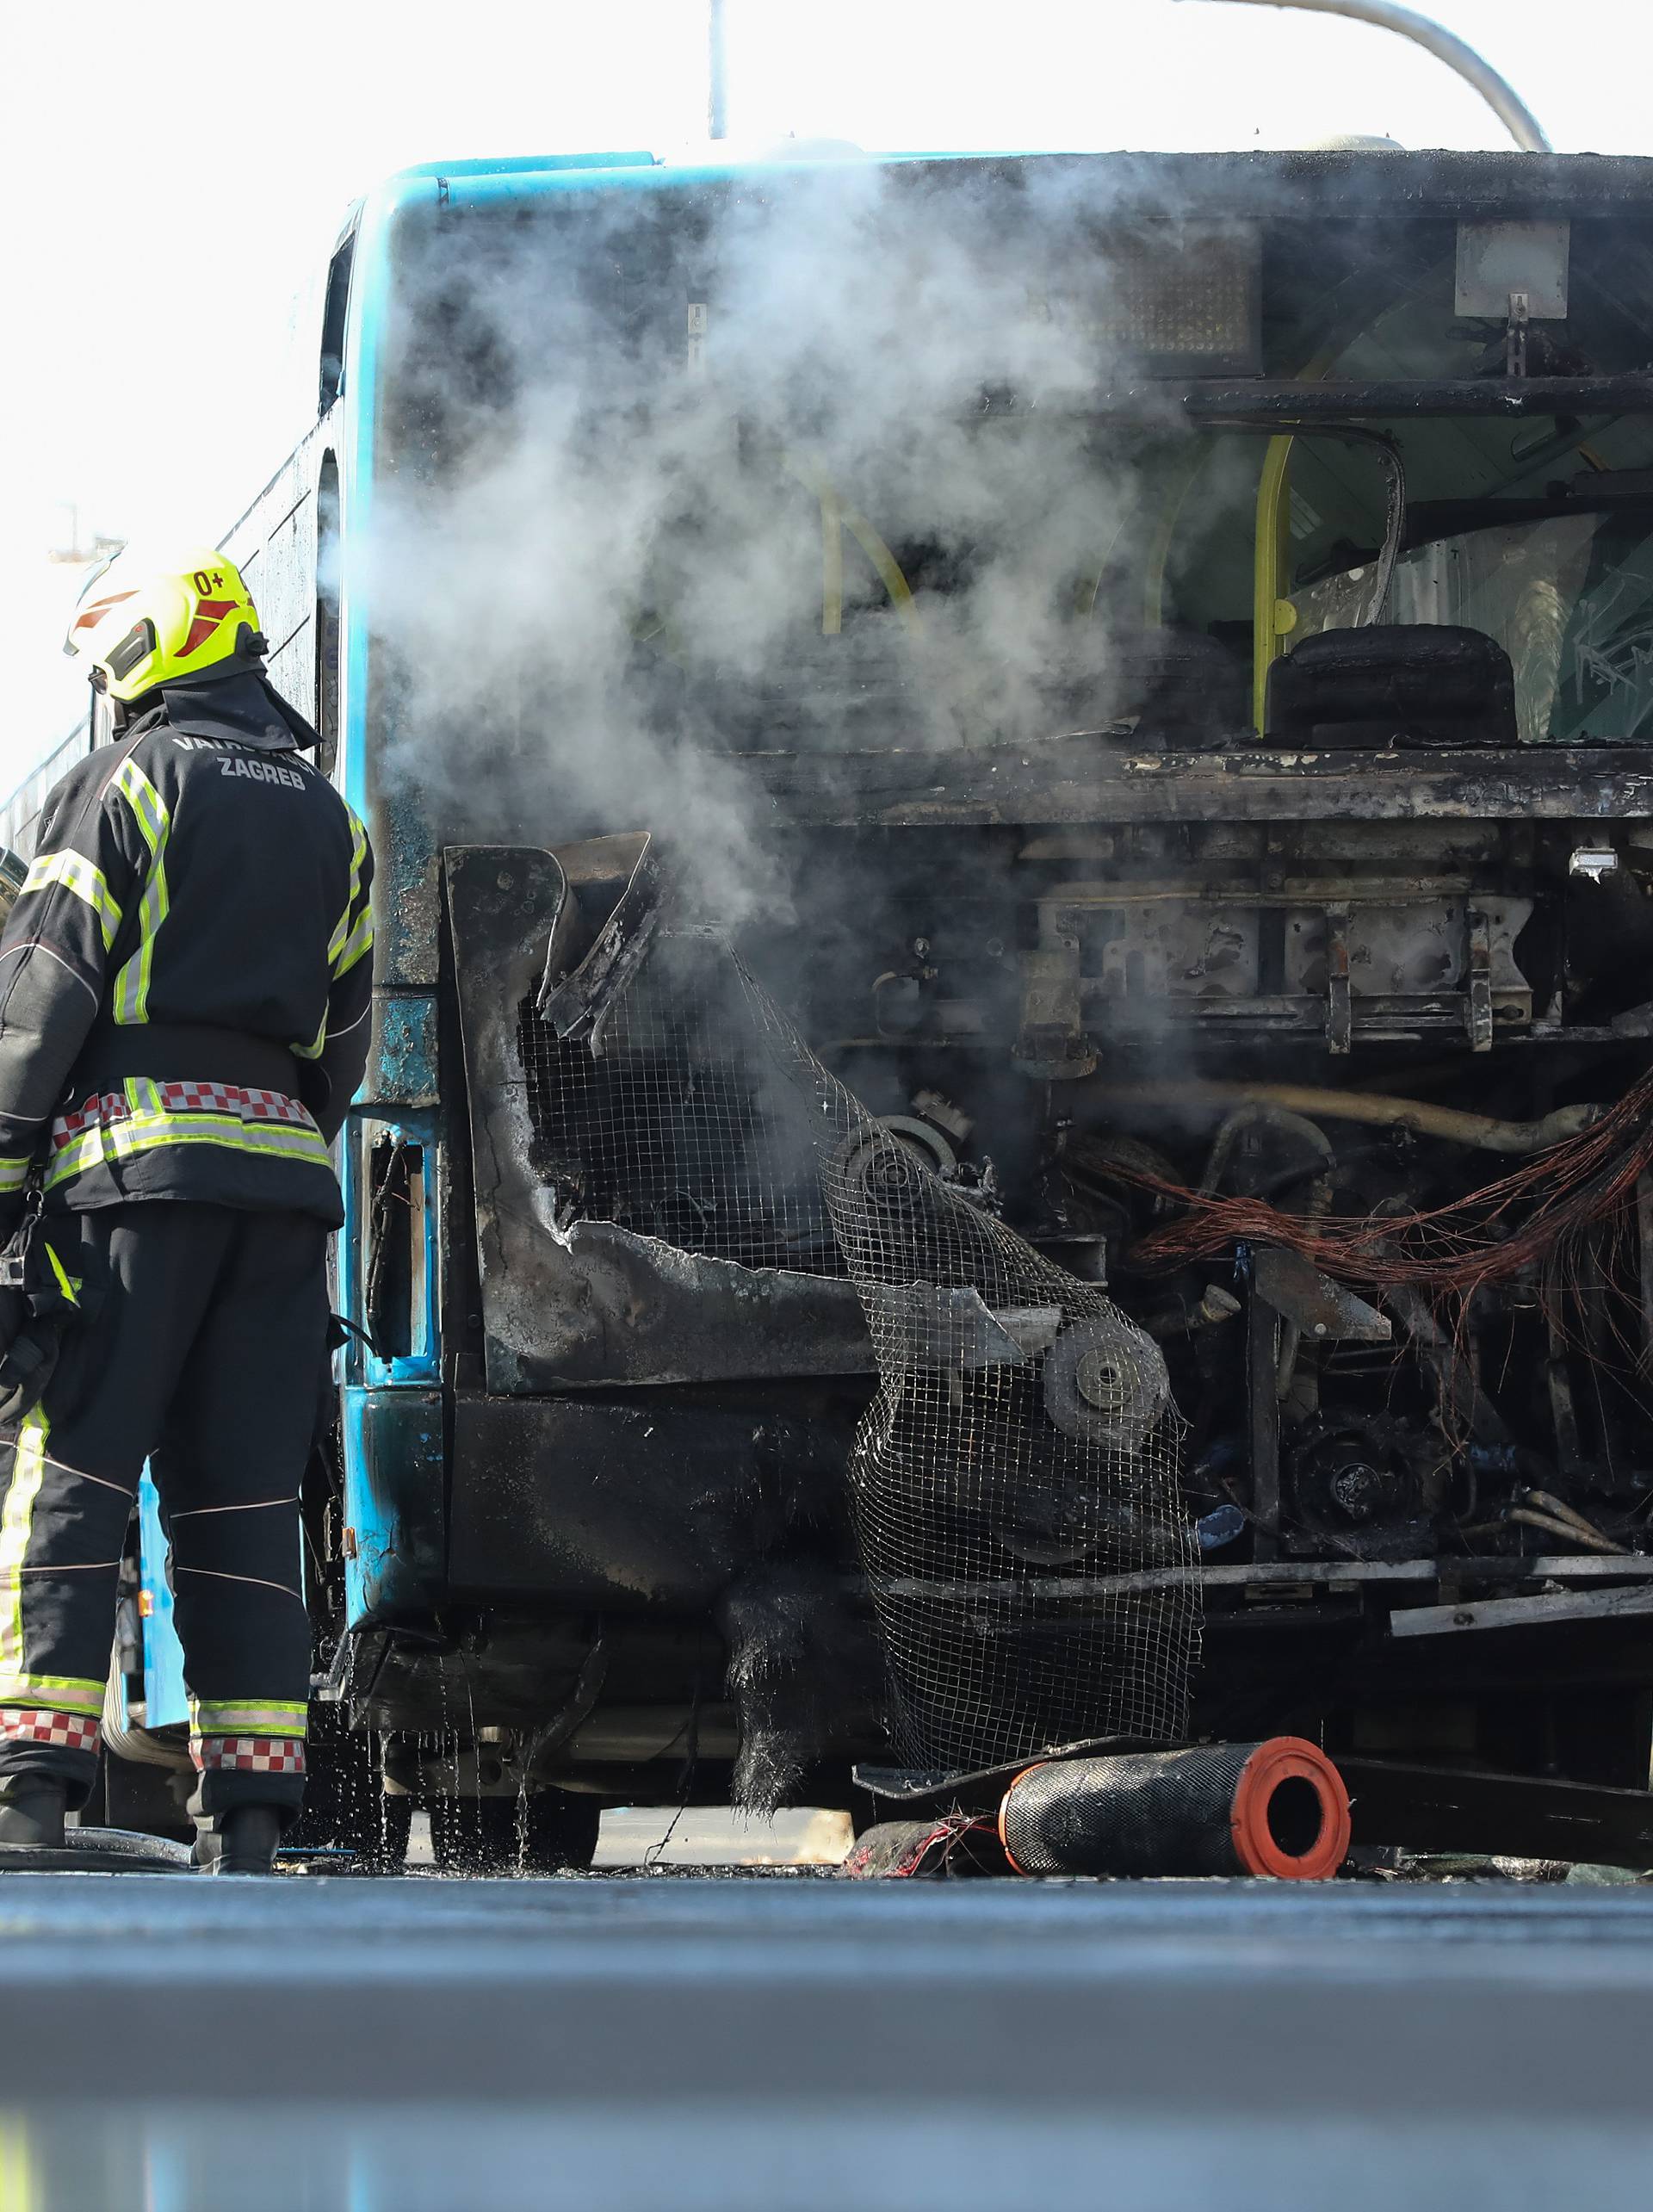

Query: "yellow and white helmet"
left=64, top=547, right=262, bottom=702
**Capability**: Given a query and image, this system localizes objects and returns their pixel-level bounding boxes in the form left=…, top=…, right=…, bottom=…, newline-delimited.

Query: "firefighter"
left=0, top=549, right=373, bottom=1873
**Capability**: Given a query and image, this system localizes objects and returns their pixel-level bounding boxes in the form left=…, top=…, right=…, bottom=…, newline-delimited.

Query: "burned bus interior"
left=339, top=153, right=1653, bottom=1839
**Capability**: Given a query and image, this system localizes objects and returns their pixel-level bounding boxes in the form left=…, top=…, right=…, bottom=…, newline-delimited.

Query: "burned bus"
left=188, top=144, right=1653, bottom=1867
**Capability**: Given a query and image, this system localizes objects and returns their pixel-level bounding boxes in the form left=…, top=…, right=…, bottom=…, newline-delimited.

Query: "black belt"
left=69, top=1022, right=301, bottom=1098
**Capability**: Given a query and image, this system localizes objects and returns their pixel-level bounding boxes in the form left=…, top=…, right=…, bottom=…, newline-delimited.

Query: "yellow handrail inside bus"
left=841, top=501, right=919, bottom=631
left=785, top=455, right=921, bottom=637
left=1252, top=350, right=1336, bottom=733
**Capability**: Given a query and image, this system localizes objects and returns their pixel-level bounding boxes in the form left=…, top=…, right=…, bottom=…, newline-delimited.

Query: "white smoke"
left=362, top=159, right=1200, bottom=925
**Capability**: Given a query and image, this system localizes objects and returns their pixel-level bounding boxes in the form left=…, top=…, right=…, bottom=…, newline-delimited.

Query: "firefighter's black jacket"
left=0, top=671, right=373, bottom=1227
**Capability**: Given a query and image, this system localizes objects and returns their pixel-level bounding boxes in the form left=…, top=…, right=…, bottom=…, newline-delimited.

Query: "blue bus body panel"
left=138, top=1468, right=189, bottom=1728
left=342, top=1388, right=446, bottom=1621
left=329, top=145, right=1002, bottom=1626
left=390, top=151, right=657, bottom=179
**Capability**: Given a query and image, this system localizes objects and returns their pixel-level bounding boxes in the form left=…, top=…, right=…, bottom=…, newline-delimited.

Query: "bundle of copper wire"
left=1114, top=1068, right=1653, bottom=1301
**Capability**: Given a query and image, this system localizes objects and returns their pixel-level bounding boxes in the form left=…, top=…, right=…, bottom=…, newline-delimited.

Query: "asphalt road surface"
left=3, top=1871, right=1653, bottom=2210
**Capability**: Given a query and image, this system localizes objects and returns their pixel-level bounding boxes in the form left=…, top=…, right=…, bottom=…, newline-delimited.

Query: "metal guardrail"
left=0, top=720, right=91, bottom=862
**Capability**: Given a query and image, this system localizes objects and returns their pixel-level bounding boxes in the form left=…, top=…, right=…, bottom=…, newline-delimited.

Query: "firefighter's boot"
left=213, top=1805, right=282, bottom=1875
left=0, top=1778, right=68, bottom=1849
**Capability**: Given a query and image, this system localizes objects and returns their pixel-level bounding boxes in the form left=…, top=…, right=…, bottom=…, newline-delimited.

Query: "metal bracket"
left=1240, top=1245, right=1282, bottom=1559
left=536, top=833, right=662, bottom=1044
left=1505, top=289, right=1530, bottom=379
left=1325, top=905, right=1352, bottom=1055
left=1254, top=1247, right=1390, bottom=1343
left=1466, top=908, right=1493, bottom=1051
left=1014, top=922, right=1096, bottom=1081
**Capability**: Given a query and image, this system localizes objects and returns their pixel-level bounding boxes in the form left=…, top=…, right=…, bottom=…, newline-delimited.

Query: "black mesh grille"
left=518, top=928, right=1199, bottom=1775
left=515, top=940, right=847, bottom=1276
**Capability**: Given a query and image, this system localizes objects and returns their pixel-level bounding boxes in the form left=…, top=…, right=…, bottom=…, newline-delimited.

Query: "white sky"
left=2, top=0, right=1649, bottom=788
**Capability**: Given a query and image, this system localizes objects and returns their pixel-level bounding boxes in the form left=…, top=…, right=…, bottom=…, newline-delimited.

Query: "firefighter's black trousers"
left=0, top=1203, right=328, bottom=1818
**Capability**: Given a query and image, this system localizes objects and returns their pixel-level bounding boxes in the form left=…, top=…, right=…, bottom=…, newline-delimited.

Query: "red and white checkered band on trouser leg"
left=0, top=1707, right=103, bottom=1803
left=189, top=1704, right=309, bottom=1823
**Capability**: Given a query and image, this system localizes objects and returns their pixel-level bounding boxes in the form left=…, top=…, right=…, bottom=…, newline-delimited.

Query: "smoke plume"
left=362, top=158, right=1198, bottom=926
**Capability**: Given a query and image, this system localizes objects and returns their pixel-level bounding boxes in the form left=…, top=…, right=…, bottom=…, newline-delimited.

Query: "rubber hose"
left=1088, top=1080, right=1604, bottom=1156
left=1508, top=1507, right=1629, bottom=1557
left=998, top=1738, right=1351, bottom=1879
left=1199, top=1104, right=1334, bottom=1198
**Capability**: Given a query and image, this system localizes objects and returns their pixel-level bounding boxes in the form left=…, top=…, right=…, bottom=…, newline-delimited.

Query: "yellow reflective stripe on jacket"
left=21, top=850, right=122, bottom=950
left=109, top=759, right=172, bottom=1026
left=302, top=808, right=372, bottom=1058
left=45, top=1115, right=332, bottom=1191
left=44, top=1243, right=78, bottom=1309
left=0, top=1411, right=52, bottom=1685
left=327, top=812, right=369, bottom=970
left=0, top=1156, right=31, bottom=1194
left=189, top=1698, right=308, bottom=1738
left=334, top=903, right=374, bottom=979
left=44, top=1089, right=331, bottom=1193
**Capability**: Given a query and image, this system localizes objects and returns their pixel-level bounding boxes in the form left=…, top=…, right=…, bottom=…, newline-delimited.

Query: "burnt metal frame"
left=1045, top=375, right=1653, bottom=422
left=445, top=843, right=873, bottom=1393
left=739, top=742, right=1653, bottom=830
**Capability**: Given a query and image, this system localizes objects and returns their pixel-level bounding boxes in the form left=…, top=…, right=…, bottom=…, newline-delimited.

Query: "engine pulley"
left=1041, top=1312, right=1171, bottom=1456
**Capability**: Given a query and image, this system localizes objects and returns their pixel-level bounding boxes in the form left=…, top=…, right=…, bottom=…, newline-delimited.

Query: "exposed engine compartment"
left=767, top=786, right=1653, bottom=1578
left=498, top=753, right=1653, bottom=1581
left=436, top=691, right=1653, bottom=1798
